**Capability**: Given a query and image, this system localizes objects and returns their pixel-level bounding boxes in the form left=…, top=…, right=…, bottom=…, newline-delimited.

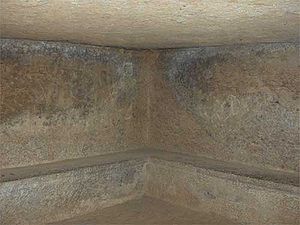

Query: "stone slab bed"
left=0, top=158, right=146, bottom=225
left=1, top=149, right=299, bottom=224
left=49, top=196, right=239, bottom=225
left=145, top=158, right=299, bottom=225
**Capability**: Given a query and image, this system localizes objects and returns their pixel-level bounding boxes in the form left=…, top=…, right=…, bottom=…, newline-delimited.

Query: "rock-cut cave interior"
left=0, top=1, right=299, bottom=224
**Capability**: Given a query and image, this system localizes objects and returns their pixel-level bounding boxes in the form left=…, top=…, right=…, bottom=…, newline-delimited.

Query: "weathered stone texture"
left=145, top=159, right=300, bottom=224
left=149, top=43, right=300, bottom=172
left=1, top=40, right=298, bottom=172
left=0, top=159, right=145, bottom=225
left=0, top=39, right=145, bottom=169
left=1, top=39, right=299, bottom=224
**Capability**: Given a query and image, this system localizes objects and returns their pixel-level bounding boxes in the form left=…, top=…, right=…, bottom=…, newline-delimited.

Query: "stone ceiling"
left=0, top=0, right=299, bottom=49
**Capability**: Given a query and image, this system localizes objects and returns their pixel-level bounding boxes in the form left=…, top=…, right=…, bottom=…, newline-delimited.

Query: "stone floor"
left=49, top=196, right=239, bottom=225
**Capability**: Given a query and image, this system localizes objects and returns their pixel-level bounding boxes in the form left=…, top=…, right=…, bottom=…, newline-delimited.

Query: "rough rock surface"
left=0, top=39, right=299, bottom=225
left=0, top=159, right=145, bottom=225
left=149, top=43, right=300, bottom=172
left=1, top=39, right=299, bottom=171
left=1, top=39, right=299, bottom=172
left=1, top=0, right=299, bottom=48
left=145, top=159, right=300, bottom=224
left=0, top=39, right=146, bottom=168
left=0, top=150, right=298, bottom=225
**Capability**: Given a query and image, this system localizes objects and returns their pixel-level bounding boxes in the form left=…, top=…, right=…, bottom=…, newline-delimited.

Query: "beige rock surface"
left=0, top=39, right=146, bottom=169
left=0, top=149, right=298, bottom=225
left=1, top=0, right=299, bottom=48
left=145, top=158, right=300, bottom=224
left=148, top=43, right=300, bottom=172
left=0, top=159, right=145, bottom=225
left=48, top=196, right=239, bottom=225
left=1, top=39, right=299, bottom=172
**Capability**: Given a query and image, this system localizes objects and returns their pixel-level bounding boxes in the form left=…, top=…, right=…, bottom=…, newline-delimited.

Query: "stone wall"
left=0, top=39, right=147, bottom=168
left=1, top=39, right=298, bottom=173
left=149, top=43, right=299, bottom=172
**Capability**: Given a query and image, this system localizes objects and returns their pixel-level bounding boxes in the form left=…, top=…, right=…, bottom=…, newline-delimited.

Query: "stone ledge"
left=1, top=149, right=298, bottom=224
left=0, top=159, right=145, bottom=225
left=0, top=150, right=148, bottom=183
left=145, top=159, right=299, bottom=224
left=148, top=150, right=299, bottom=191
left=1, top=149, right=298, bottom=189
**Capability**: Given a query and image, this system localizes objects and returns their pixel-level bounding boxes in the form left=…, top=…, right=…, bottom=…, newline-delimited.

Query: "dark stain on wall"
left=0, top=39, right=136, bottom=123
left=0, top=39, right=142, bottom=168
left=151, top=43, right=299, bottom=172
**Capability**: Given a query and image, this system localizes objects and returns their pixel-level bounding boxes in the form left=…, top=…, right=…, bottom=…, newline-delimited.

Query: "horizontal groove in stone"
left=1, top=149, right=298, bottom=188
